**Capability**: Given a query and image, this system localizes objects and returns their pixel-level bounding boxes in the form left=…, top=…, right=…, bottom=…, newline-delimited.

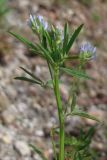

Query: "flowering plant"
left=9, top=15, right=99, bottom=160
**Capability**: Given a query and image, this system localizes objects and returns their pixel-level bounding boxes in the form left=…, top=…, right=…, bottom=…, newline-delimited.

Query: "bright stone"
left=14, top=141, right=31, bottom=156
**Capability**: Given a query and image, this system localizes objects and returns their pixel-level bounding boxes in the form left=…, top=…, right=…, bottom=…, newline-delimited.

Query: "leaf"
left=84, top=126, right=95, bottom=141
left=20, top=67, right=42, bottom=83
left=29, top=144, right=48, bottom=160
left=66, top=24, right=84, bottom=54
left=76, top=152, right=82, bottom=160
left=65, top=136, right=77, bottom=146
left=15, top=77, right=42, bottom=85
left=70, top=93, right=76, bottom=111
left=67, top=110, right=100, bottom=122
left=44, top=31, right=52, bottom=49
left=36, top=44, right=55, bottom=65
left=63, top=23, right=69, bottom=54
left=8, top=31, right=41, bottom=54
left=64, top=55, right=79, bottom=60
left=60, top=67, right=92, bottom=79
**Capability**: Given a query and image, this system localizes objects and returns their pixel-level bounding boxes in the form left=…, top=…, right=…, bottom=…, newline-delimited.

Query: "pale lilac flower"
left=56, top=26, right=64, bottom=40
left=28, top=14, right=37, bottom=28
left=37, top=15, right=48, bottom=30
left=80, top=42, right=96, bottom=60
left=28, top=14, right=48, bottom=30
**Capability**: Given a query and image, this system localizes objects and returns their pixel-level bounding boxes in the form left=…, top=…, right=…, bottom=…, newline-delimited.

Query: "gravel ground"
left=0, top=0, right=107, bottom=159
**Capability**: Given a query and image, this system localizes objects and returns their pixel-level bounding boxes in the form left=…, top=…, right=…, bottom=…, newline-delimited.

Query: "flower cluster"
left=80, top=42, right=96, bottom=60
left=28, top=14, right=64, bottom=45
left=28, top=14, right=48, bottom=31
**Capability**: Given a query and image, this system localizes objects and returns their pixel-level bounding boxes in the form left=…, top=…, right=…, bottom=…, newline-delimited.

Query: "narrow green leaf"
left=37, top=44, right=55, bottom=65
left=63, top=23, right=69, bottom=54
left=67, top=110, right=100, bottom=122
left=29, top=144, right=48, bottom=160
left=66, top=24, right=84, bottom=54
left=44, top=31, right=52, bottom=49
left=70, top=93, right=76, bottom=111
left=77, top=152, right=82, bottom=160
left=84, top=126, right=95, bottom=140
left=15, top=77, right=41, bottom=85
left=20, top=67, right=42, bottom=83
left=9, top=31, right=38, bottom=49
left=64, top=55, right=79, bottom=60
left=60, top=67, right=92, bottom=79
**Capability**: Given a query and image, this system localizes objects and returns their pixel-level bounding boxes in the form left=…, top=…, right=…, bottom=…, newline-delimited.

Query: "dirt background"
left=0, top=0, right=107, bottom=159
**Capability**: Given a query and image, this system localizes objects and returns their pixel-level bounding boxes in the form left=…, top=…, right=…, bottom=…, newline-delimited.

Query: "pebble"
left=33, top=154, right=42, bottom=160
left=0, top=92, right=10, bottom=112
left=14, top=141, right=31, bottom=156
left=1, top=105, right=18, bottom=124
left=85, top=106, right=107, bottom=125
left=5, top=86, right=17, bottom=100
left=35, top=130, right=44, bottom=137
left=17, top=102, right=28, bottom=113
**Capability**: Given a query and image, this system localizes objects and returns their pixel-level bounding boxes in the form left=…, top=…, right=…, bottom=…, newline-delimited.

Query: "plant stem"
left=54, top=67, right=64, bottom=160
left=50, top=127, right=57, bottom=160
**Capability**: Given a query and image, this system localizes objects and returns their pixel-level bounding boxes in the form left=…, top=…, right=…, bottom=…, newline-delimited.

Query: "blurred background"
left=0, top=0, right=107, bottom=159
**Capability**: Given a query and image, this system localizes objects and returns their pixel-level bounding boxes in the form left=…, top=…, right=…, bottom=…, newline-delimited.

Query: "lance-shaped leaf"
left=64, top=55, right=79, bottom=61
left=8, top=31, right=44, bottom=56
left=29, top=144, right=48, bottom=160
left=15, top=77, right=42, bottom=85
left=63, top=23, right=69, bottom=54
left=60, top=67, right=92, bottom=79
left=36, top=43, right=55, bottom=65
left=44, top=30, right=52, bottom=49
left=84, top=126, right=95, bottom=141
left=67, top=110, right=100, bottom=122
left=70, top=93, right=76, bottom=111
left=66, top=24, right=84, bottom=54
left=20, top=67, right=42, bottom=83
left=75, top=152, right=82, bottom=160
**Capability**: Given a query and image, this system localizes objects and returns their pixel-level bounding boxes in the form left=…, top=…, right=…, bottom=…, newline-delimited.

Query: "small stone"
left=0, top=92, right=10, bottom=112
left=2, top=135, right=11, bottom=144
left=18, top=0, right=29, bottom=8
left=14, top=141, right=31, bottom=156
left=60, top=84, right=69, bottom=101
left=85, top=106, right=107, bottom=125
left=91, top=141, right=106, bottom=151
left=1, top=105, right=18, bottom=124
left=33, top=154, right=42, bottom=160
left=0, top=125, right=15, bottom=145
left=89, top=89, right=96, bottom=97
left=35, top=130, right=44, bottom=137
left=6, top=86, right=17, bottom=100
left=17, top=102, right=27, bottom=113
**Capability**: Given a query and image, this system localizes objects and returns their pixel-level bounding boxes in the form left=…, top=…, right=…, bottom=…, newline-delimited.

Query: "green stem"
left=54, top=67, right=64, bottom=160
left=50, top=127, right=57, bottom=160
